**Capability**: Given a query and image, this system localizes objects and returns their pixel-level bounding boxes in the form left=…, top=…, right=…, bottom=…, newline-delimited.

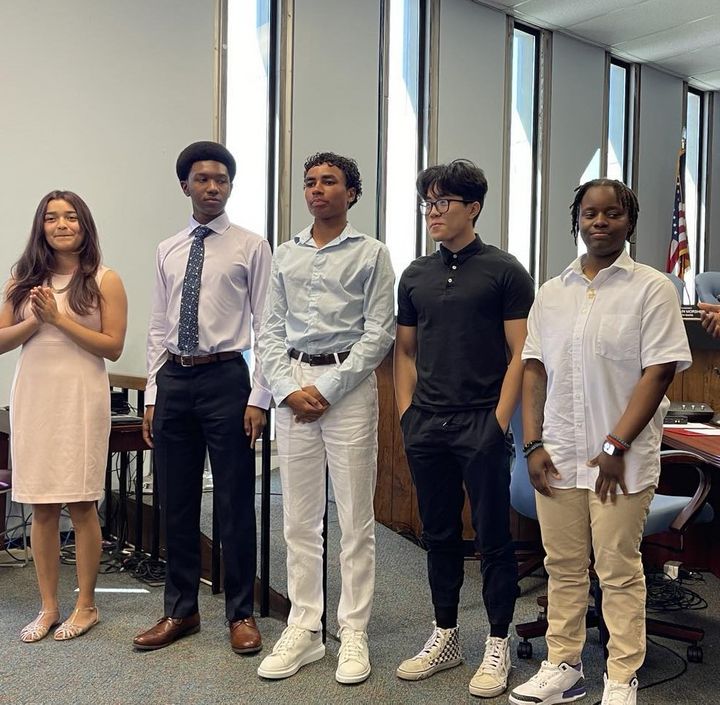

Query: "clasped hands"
left=284, top=386, right=330, bottom=423
left=29, top=286, right=60, bottom=325
left=528, top=446, right=627, bottom=504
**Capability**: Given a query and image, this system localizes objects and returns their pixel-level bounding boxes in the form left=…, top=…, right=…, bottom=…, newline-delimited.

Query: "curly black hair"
left=570, top=178, right=639, bottom=244
left=303, top=152, right=362, bottom=208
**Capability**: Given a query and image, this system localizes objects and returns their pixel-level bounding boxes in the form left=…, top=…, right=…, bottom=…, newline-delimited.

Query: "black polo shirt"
left=397, top=236, right=534, bottom=411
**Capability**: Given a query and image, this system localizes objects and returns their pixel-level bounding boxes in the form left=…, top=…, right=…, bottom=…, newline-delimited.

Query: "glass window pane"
left=384, top=0, right=421, bottom=281
left=225, top=0, right=271, bottom=237
left=607, top=63, right=626, bottom=181
left=507, top=28, right=536, bottom=274
left=225, top=0, right=272, bottom=433
left=684, top=91, right=702, bottom=301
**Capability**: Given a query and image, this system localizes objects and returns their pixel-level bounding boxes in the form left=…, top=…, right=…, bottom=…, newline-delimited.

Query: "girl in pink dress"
left=0, top=191, right=127, bottom=642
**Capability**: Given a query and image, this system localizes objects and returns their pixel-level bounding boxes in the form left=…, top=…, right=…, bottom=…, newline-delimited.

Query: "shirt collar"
left=561, top=249, right=635, bottom=284
left=294, top=221, right=363, bottom=248
left=188, top=211, right=230, bottom=236
left=439, top=235, right=483, bottom=265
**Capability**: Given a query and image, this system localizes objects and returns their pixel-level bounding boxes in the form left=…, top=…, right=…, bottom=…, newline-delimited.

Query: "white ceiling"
left=478, top=0, right=720, bottom=90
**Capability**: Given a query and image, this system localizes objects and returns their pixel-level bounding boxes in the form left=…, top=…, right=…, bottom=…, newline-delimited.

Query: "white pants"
left=276, top=359, right=378, bottom=632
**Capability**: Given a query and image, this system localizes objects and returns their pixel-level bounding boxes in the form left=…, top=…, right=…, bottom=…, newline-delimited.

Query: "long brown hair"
left=8, top=190, right=103, bottom=317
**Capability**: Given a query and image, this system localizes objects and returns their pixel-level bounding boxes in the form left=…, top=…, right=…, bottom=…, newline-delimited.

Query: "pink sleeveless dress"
left=10, top=267, right=111, bottom=503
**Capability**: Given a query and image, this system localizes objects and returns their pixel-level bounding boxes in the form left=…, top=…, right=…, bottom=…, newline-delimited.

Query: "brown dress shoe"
left=229, top=616, right=262, bottom=654
left=133, top=614, right=200, bottom=650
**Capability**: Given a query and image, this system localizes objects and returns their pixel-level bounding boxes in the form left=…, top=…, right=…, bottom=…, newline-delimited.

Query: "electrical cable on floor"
left=645, top=569, right=708, bottom=612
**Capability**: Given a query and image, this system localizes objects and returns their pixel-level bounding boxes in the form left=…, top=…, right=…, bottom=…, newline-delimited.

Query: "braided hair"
left=570, top=178, right=639, bottom=244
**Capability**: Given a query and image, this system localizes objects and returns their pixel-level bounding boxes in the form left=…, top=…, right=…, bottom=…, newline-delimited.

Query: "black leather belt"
left=289, top=348, right=350, bottom=366
left=168, top=351, right=242, bottom=367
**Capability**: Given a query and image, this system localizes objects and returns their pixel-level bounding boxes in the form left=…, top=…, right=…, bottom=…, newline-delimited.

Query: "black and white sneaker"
left=396, top=622, right=463, bottom=681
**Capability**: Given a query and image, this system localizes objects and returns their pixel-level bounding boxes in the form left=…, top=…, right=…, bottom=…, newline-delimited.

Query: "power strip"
left=664, top=560, right=682, bottom=580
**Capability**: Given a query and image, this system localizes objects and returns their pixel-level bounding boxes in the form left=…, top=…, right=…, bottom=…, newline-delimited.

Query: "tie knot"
left=191, top=225, right=212, bottom=240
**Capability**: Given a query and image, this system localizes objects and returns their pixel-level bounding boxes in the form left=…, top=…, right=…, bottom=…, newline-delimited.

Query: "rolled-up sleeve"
left=521, top=286, right=544, bottom=364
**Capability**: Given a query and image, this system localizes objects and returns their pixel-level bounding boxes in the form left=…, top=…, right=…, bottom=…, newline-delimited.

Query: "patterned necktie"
left=177, top=225, right=212, bottom=354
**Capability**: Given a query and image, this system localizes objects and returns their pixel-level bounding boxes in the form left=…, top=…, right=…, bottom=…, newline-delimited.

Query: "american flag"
left=666, top=144, right=690, bottom=278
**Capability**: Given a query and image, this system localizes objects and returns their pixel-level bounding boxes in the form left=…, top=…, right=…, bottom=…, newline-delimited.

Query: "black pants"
left=401, top=406, right=517, bottom=628
left=153, top=356, right=256, bottom=621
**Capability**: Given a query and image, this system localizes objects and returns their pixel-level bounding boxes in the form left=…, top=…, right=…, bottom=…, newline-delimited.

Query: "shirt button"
left=451, top=265, right=457, bottom=270
left=452, top=254, right=458, bottom=259
left=448, top=278, right=453, bottom=283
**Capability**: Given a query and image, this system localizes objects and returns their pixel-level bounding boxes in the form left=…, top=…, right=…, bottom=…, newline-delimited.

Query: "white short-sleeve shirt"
left=522, top=250, right=692, bottom=493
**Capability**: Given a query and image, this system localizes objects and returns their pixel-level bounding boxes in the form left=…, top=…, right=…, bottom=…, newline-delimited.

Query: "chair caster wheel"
left=517, top=641, right=533, bottom=659
left=687, top=645, right=703, bottom=663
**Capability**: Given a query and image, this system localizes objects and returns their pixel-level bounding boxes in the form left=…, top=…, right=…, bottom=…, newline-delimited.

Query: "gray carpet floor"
left=1, top=470, right=718, bottom=705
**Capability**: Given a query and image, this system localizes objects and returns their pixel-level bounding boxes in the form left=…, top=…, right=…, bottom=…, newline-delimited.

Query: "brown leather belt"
left=168, top=351, right=242, bottom=367
left=289, top=348, right=350, bottom=366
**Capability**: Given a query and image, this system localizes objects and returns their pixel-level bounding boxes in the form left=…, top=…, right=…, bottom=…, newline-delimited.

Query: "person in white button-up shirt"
left=510, top=180, right=691, bottom=705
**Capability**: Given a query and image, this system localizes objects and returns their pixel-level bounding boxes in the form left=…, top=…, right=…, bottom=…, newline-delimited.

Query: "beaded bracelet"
left=607, top=433, right=631, bottom=450
left=522, top=440, right=544, bottom=458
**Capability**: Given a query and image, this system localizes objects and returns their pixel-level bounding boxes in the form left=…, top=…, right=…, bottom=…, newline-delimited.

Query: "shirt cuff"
left=273, top=379, right=303, bottom=406
left=144, top=385, right=157, bottom=406
left=314, top=375, right=341, bottom=406
left=248, top=387, right=272, bottom=410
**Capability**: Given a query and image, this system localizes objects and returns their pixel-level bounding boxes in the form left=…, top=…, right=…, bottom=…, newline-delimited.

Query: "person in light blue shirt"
left=257, top=152, right=395, bottom=686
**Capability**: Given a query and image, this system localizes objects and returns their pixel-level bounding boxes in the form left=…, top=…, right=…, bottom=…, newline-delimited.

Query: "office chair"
left=513, top=450, right=714, bottom=663
left=664, top=272, right=685, bottom=303
left=694, top=271, right=720, bottom=303
left=0, top=468, right=29, bottom=567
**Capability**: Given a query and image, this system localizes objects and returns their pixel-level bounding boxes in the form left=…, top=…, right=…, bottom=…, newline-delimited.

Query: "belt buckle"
left=180, top=354, right=194, bottom=367
left=309, top=354, right=322, bottom=366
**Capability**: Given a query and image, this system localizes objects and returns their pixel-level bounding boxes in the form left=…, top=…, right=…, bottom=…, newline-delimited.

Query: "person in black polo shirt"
left=394, top=159, right=534, bottom=698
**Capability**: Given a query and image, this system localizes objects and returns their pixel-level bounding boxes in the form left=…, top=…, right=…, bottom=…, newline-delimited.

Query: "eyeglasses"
left=419, top=198, right=473, bottom=215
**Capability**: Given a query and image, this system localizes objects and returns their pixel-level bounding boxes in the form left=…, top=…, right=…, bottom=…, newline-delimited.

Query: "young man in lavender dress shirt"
left=257, top=152, right=395, bottom=684
left=133, top=141, right=272, bottom=655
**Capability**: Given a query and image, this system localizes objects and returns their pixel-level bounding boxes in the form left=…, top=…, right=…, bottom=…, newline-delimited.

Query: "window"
left=225, top=0, right=272, bottom=237
left=382, top=0, right=423, bottom=282
left=684, top=88, right=705, bottom=300
left=607, top=59, right=630, bottom=182
left=507, top=25, right=540, bottom=278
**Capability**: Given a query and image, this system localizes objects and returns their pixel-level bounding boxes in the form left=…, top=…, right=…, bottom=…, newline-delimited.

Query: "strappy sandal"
left=20, top=609, right=62, bottom=643
left=53, top=606, right=99, bottom=641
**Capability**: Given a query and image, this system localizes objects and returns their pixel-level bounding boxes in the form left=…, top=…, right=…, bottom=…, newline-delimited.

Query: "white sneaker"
left=335, top=627, right=371, bottom=684
left=601, top=674, right=638, bottom=705
left=469, top=635, right=511, bottom=697
left=257, top=625, right=325, bottom=680
left=396, top=622, right=463, bottom=681
left=509, top=660, right=586, bottom=704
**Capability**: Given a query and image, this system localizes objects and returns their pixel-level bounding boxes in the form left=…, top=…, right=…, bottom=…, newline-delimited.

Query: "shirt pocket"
left=596, top=314, right=641, bottom=361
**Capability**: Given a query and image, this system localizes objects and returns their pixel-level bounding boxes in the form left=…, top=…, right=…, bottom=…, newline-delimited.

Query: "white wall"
left=290, top=0, right=382, bottom=237
left=544, top=34, right=606, bottom=278
left=437, top=0, right=507, bottom=246
left=0, top=0, right=217, bottom=403
left=634, top=66, right=684, bottom=271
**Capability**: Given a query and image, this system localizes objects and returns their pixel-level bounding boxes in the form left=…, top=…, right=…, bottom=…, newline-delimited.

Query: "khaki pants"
left=536, top=486, right=654, bottom=682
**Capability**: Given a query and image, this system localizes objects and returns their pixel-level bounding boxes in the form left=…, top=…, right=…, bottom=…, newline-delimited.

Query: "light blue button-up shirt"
left=259, top=222, right=395, bottom=406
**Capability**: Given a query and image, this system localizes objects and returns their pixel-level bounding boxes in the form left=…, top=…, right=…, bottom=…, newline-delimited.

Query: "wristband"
left=607, top=433, right=631, bottom=450
left=522, top=440, right=543, bottom=458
